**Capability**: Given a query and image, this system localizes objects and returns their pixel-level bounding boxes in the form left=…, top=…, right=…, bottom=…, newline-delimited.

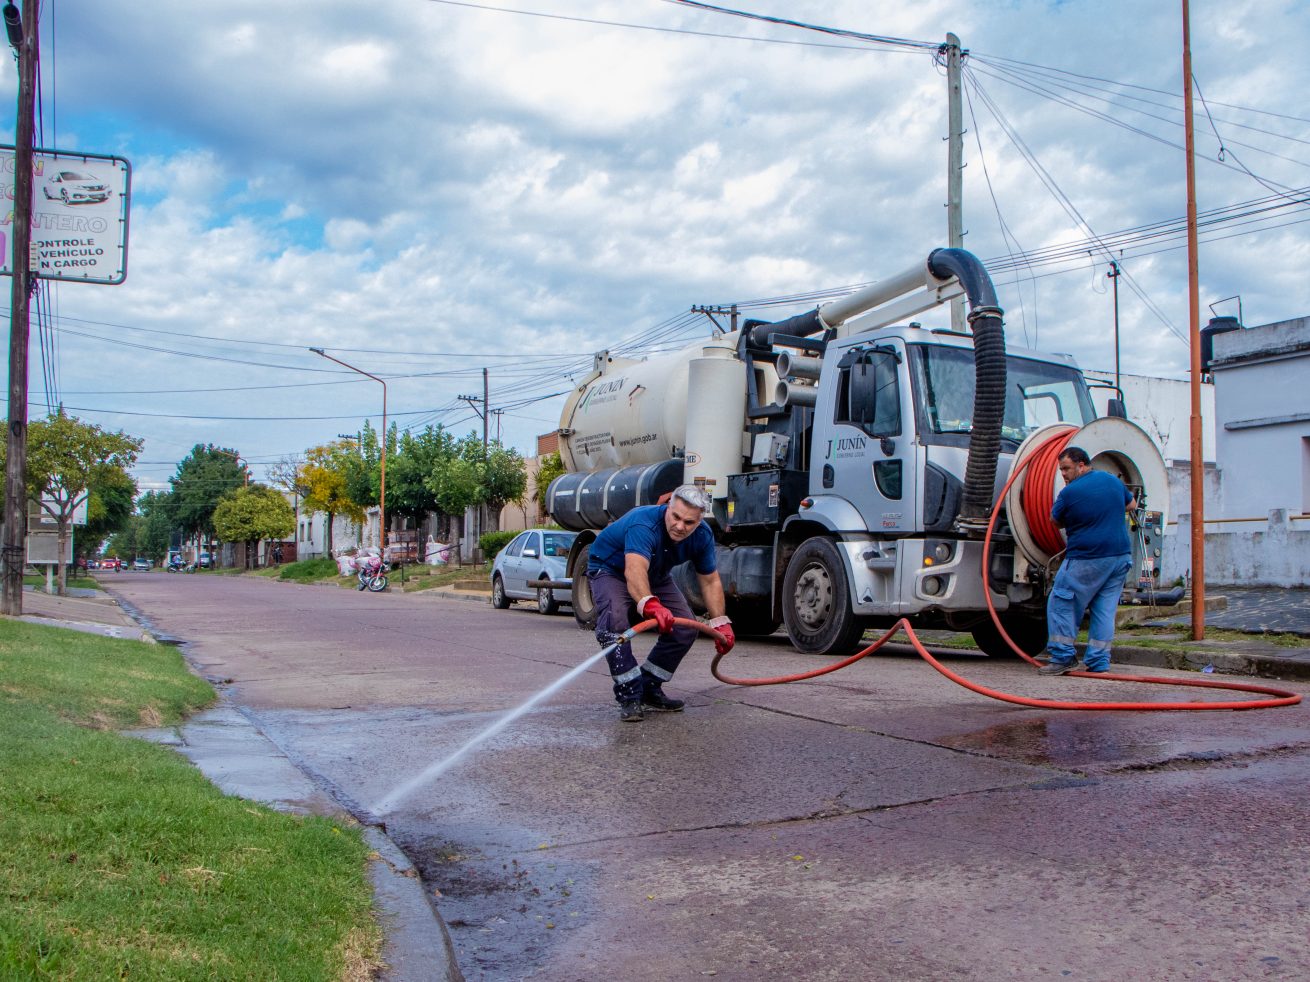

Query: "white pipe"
left=775, top=350, right=822, bottom=381
left=775, top=380, right=818, bottom=408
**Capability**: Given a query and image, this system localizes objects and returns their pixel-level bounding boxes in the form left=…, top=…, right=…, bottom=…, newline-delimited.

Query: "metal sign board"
left=0, top=146, right=131, bottom=284
left=26, top=530, right=73, bottom=565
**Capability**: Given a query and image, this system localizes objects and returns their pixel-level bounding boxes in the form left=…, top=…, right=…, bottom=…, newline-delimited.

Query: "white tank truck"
left=544, top=248, right=1171, bottom=657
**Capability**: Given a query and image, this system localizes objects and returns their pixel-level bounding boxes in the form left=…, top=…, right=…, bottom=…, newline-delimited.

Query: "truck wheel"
left=970, top=614, right=1047, bottom=659
left=571, top=542, right=597, bottom=629
left=782, top=537, right=866, bottom=656
left=727, top=598, right=781, bottom=638
left=537, top=583, right=560, bottom=616
left=491, top=574, right=512, bottom=609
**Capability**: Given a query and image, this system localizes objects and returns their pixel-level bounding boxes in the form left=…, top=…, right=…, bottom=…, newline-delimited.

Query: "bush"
left=479, top=530, right=518, bottom=560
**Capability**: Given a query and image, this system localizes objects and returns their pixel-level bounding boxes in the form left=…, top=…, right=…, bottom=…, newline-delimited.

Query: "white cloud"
left=25, top=0, right=1310, bottom=485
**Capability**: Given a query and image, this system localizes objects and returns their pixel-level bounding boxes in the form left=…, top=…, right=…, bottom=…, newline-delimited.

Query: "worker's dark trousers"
left=588, top=570, right=698, bottom=703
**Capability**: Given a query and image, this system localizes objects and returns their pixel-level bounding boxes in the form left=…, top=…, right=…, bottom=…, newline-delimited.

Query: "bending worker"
left=587, top=484, right=735, bottom=722
left=1038, top=446, right=1137, bottom=676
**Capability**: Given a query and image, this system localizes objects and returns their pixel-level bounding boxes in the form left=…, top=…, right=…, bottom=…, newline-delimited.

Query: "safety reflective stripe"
left=1087, top=640, right=1113, bottom=653
left=641, top=661, right=673, bottom=682
left=1050, top=635, right=1078, bottom=645
left=612, top=665, right=643, bottom=684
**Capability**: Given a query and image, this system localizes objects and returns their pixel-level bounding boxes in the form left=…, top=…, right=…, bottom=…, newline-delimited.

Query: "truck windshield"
left=910, top=345, right=1095, bottom=445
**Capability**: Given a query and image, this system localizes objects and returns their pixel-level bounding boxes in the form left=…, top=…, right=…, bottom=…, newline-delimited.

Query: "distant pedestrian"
left=587, top=484, right=735, bottom=722
left=273, top=543, right=284, bottom=565
left=1038, top=446, right=1136, bottom=675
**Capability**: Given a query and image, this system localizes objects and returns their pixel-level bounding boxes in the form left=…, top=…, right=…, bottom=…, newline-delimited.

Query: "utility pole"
left=944, top=32, right=966, bottom=335
left=482, top=367, right=489, bottom=452
left=1181, top=0, right=1205, bottom=640
left=1107, top=261, right=1122, bottom=390
left=2, top=0, right=37, bottom=617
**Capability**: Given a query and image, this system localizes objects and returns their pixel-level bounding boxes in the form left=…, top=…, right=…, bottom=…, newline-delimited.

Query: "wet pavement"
left=93, top=574, right=1310, bottom=982
left=1145, top=585, right=1310, bottom=636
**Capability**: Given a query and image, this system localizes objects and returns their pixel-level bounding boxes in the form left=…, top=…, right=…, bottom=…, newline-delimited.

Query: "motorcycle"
left=356, top=553, right=390, bottom=592
left=167, top=559, right=198, bottom=573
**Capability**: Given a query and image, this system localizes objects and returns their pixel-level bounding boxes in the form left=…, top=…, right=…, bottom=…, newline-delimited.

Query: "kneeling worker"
left=587, top=484, right=735, bottom=721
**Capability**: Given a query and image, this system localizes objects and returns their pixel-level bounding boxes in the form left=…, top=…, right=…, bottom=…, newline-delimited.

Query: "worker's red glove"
left=638, top=595, right=676, bottom=634
left=708, top=616, right=735, bottom=655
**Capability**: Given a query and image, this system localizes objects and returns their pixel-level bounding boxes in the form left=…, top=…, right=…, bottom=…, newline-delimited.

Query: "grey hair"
left=670, top=484, right=712, bottom=513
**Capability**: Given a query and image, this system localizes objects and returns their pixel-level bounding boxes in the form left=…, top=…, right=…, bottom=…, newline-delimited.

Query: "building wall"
left=1083, top=370, right=1216, bottom=463
left=1210, top=317, right=1310, bottom=520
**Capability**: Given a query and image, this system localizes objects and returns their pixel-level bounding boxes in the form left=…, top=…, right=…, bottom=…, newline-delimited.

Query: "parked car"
left=198, top=552, right=213, bottom=568
left=132, top=557, right=151, bottom=571
left=490, top=529, right=577, bottom=615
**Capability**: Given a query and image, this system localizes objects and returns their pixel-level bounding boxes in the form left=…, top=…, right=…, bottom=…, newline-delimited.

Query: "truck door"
left=819, top=344, right=914, bottom=532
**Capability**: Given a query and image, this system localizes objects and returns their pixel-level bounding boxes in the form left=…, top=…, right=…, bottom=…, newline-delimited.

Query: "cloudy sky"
left=3, top=0, right=1307, bottom=492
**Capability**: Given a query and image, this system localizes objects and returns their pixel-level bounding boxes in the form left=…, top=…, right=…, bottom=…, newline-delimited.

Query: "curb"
left=1112, top=643, right=1310, bottom=683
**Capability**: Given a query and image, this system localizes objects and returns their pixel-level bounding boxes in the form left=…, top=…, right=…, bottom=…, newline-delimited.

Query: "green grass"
left=274, top=557, right=341, bottom=583
left=0, top=620, right=381, bottom=979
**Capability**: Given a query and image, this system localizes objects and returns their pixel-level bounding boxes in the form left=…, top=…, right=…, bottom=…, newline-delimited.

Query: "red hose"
left=695, top=428, right=1302, bottom=712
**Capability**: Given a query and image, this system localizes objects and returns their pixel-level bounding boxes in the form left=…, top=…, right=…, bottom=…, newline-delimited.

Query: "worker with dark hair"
left=1039, top=445, right=1137, bottom=675
left=587, top=484, right=735, bottom=721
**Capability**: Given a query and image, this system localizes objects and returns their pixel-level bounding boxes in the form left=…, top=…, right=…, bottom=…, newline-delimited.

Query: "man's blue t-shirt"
left=1052, top=469, right=1133, bottom=559
left=587, top=504, right=717, bottom=582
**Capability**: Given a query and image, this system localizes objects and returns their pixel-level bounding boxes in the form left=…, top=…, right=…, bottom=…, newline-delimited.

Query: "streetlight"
left=309, top=347, right=387, bottom=551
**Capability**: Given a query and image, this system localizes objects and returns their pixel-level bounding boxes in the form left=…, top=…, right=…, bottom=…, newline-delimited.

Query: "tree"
left=170, top=445, right=249, bottom=554
left=481, top=441, right=527, bottom=532
left=137, top=491, right=176, bottom=562
left=23, top=410, right=143, bottom=594
left=426, top=452, right=481, bottom=550
left=388, top=425, right=453, bottom=526
left=301, top=440, right=365, bottom=556
left=78, top=466, right=138, bottom=565
left=532, top=451, right=566, bottom=508
left=213, top=485, right=295, bottom=568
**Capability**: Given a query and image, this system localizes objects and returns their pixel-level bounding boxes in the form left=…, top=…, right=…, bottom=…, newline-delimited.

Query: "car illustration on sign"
left=42, top=170, right=111, bottom=205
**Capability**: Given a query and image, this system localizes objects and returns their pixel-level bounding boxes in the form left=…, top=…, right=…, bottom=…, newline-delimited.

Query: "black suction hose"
left=927, top=248, right=1007, bottom=531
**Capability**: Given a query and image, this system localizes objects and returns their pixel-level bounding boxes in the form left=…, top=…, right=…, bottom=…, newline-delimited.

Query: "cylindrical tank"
left=683, top=340, right=748, bottom=501
left=1200, top=315, right=1241, bottom=375
left=547, top=459, right=684, bottom=532
left=558, top=335, right=754, bottom=481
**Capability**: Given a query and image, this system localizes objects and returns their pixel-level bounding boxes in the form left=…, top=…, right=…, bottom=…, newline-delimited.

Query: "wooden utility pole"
left=2, top=0, right=38, bottom=616
left=1181, top=0, right=1206, bottom=639
left=945, top=32, right=966, bottom=334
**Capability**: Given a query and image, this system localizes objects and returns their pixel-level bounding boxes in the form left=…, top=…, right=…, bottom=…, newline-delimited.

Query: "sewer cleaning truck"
left=544, top=248, right=1169, bottom=658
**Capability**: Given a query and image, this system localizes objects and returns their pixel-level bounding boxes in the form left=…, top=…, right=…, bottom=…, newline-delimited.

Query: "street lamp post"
left=309, top=348, right=387, bottom=551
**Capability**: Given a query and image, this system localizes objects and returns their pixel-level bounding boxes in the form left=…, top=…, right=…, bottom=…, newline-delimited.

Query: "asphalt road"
left=109, top=574, right=1310, bottom=982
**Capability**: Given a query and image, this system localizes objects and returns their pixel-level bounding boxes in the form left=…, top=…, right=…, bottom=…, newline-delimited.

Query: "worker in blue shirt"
left=1039, top=446, right=1137, bottom=675
left=587, top=484, right=735, bottom=721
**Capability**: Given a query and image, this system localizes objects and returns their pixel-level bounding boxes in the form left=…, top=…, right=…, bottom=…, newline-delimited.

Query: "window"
left=911, top=346, right=1095, bottom=446
left=834, top=347, right=901, bottom=438
left=505, top=532, right=529, bottom=558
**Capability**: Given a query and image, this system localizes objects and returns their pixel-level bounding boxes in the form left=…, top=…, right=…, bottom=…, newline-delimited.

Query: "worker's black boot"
left=618, top=700, right=645, bottom=722
left=640, top=675, right=684, bottom=713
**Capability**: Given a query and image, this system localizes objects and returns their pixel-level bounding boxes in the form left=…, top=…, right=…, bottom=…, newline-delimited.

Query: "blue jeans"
left=1046, top=554, right=1132, bottom=672
left=589, top=570, right=698, bottom=703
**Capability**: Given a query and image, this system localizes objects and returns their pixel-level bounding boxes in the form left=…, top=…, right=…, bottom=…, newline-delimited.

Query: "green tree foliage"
left=137, top=491, right=176, bottom=561
left=169, top=445, right=249, bottom=546
left=78, top=466, right=138, bottom=564
left=424, top=434, right=527, bottom=539
left=480, top=441, right=527, bottom=532
left=387, top=425, right=453, bottom=524
left=22, top=411, right=143, bottom=594
left=213, top=485, right=295, bottom=568
left=532, top=451, right=565, bottom=506
left=301, top=441, right=365, bottom=556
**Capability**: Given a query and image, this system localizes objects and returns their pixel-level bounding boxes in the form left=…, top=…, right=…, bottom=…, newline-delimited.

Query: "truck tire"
left=727, top=597, right=781, bottom=638
left=571, top=542, right=597, bottom=629
left=782, top=537, right=867, bottom=656
left=970, top=613, right=1047, bottom=659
